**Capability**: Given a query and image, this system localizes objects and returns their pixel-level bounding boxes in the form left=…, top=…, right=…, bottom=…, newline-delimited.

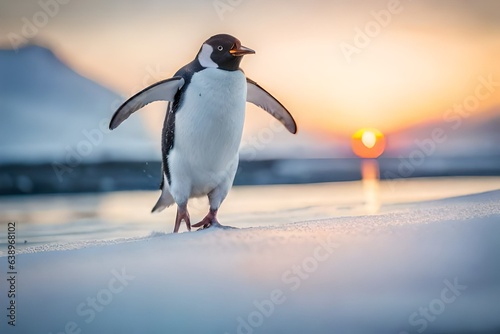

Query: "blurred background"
left=0, top=0, right=500, bottom=244
left=1, top=0, right=500, bottom=194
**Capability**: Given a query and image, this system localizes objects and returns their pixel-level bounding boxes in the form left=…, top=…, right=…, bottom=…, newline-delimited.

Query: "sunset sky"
left=1, top=0, right=499, bottom=141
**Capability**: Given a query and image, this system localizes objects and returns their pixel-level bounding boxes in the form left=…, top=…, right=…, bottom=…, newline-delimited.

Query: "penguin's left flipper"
left=246, top=78, right=297, bottom=134
left=109, top=77, right=185, bottom=130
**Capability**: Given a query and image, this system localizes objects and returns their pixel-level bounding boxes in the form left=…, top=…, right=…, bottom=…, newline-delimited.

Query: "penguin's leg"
left=168, top=168, right=192, bottom=232
left=192, top=207, right=220, bottom=230
left=192, top=169, right=236, bottom=230
left=173, top=203, right=191, bottom=233
left=191, top=179, right=225, bottom=229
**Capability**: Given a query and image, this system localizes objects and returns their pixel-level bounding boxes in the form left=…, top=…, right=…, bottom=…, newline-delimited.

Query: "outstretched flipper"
left=246, top=78, right=297, bottom=134
left=109, top=77, right=185, bottom=130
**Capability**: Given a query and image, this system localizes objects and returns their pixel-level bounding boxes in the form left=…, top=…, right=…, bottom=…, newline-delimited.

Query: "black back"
left=160, top=59, right=205, bottom=187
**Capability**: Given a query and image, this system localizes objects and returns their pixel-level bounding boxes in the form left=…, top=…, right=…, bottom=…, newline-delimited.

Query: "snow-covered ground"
left=1, top=179, right=499, bottom=333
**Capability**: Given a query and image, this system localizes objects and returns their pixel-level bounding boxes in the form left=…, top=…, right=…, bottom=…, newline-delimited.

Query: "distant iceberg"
left=0, top=44, right=158, bottom=165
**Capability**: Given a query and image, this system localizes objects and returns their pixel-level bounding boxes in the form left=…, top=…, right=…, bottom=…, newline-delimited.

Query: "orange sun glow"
left=351, top=128, right=386, bottom=158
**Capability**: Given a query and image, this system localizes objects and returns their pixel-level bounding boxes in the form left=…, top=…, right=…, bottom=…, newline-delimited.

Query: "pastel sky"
left=1, top=0, right=499, bottom=139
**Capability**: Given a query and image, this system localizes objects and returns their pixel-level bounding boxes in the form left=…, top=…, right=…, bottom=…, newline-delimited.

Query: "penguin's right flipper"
left=109, top=77, right=185, bottom=130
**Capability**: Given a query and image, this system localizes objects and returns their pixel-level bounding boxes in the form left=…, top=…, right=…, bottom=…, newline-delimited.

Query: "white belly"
left=168, top=68, right=246, bottom=197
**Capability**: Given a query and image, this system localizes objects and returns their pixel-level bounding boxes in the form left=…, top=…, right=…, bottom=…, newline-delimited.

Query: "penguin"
left=109, top=34, right=297, bottom=233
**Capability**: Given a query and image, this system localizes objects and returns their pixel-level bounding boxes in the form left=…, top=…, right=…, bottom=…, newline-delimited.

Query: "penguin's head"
left=197, top=34, right=255, bottom=71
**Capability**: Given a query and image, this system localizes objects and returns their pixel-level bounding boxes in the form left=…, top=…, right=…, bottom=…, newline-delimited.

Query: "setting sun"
left=352, top=128, right=386, bottom=158
left=361, top=131, right=377, bottom=149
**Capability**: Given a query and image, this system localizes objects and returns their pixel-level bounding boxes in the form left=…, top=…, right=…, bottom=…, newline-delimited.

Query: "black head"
left=196, top=34, right=255, bottom=71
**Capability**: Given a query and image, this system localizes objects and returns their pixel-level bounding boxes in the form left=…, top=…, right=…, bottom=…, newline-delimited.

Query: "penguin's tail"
left=151, top=189, right=175, bottom=213
left=152, top=171, right=175, bottom=213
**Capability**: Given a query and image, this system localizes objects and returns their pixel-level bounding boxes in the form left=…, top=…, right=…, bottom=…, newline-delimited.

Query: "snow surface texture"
left=1, top=191, right=500, bottom=334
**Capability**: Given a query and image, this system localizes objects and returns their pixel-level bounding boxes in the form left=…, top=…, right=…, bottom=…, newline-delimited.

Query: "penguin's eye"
left=217, top=45, right=223, bottom=51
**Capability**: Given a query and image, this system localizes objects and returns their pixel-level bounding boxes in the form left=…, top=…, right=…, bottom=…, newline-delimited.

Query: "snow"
left=1, top=189, right=500, bottom=333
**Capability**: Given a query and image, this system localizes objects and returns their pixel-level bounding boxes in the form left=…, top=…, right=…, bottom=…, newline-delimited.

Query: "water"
left=1, top=176, right=499, bottom=252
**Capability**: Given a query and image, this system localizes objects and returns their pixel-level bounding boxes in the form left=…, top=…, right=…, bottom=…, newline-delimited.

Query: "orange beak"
left=229, top=45, right=255, bottom=56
